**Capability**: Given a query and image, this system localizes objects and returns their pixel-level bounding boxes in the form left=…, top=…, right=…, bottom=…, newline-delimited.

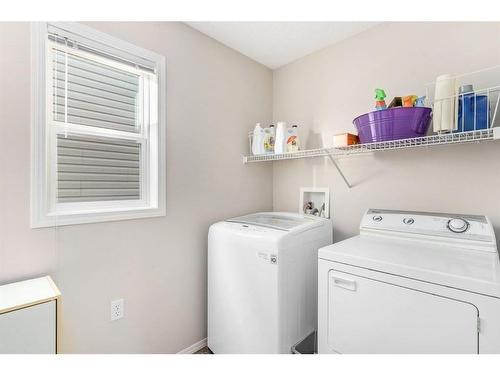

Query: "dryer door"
left=327, top=270, right=479, bottom=354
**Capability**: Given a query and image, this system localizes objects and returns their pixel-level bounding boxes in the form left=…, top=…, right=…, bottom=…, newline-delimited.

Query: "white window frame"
left=31, top=22, right=166, bottom=227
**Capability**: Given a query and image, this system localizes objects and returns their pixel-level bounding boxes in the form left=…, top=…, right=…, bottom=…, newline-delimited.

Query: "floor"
left=194, top=346, right=213, bottom=354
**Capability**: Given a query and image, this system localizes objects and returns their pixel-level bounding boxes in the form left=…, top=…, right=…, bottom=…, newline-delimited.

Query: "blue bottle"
left=457, top=84, right=488, bottom=132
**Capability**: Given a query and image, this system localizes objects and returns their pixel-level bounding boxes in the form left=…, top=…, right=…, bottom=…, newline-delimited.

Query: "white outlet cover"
left=111, top=299, right=124, bottom=321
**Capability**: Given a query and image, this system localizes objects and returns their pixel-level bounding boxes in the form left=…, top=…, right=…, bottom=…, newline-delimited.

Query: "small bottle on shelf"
left=286, top=125, right=300, bottom=153
left=263, top=124, right=275, bottom=154
left=251, top=123, right=265, bottom=155
left=274, top=122, right=287, bottom=154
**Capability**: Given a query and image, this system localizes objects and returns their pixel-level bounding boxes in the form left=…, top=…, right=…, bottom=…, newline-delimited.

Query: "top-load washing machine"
left=318, top=209, right=500, bottom=354
left=208, top=212, right=332, bottom=353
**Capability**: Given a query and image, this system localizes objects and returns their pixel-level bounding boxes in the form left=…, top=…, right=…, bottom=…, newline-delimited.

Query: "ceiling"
left=186, top=22, right=380, bottom=69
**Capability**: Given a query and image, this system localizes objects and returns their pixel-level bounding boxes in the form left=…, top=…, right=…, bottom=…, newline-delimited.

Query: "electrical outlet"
left=111, top=299, right=124, bottom=321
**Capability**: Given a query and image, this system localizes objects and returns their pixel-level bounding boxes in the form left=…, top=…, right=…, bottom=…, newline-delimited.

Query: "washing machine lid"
left=226, top=212, right=321, bottom=231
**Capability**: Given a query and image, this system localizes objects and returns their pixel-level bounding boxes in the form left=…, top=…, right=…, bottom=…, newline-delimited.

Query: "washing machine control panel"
left=361, top=209, right=495, bottom=247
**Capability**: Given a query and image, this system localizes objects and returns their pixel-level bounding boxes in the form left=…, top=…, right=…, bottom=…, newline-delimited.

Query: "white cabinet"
left=0, top=301, right=56, bottom=353
left=326, top=270, right=479, bottom=354
left=0, top=276, right=61, bottom=354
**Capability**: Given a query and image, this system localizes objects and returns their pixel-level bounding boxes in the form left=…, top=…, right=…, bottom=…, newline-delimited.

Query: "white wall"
left=0, top=22, right=273, bottom=353
left=273, top=22, right=500, bottom=243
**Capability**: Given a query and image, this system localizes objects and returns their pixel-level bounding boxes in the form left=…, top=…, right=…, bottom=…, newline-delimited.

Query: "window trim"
left=31, top=22, right=166, bottom=228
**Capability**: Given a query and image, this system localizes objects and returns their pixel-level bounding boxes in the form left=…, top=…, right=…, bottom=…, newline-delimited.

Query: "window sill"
left=31, top=206, right=166, bottom=228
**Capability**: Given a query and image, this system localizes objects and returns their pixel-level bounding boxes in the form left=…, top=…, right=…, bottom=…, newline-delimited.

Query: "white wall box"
left=0, top=276, right=61, bottom=354
left=299, top=187, right=330, bottom=218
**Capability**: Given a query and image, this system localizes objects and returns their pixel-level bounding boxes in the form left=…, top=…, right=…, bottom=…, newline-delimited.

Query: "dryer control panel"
left=360, top=209, right=496, bottom=249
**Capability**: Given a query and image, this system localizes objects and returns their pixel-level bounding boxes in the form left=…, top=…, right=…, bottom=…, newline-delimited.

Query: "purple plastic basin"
left=353, top=107, right=432, bottom=144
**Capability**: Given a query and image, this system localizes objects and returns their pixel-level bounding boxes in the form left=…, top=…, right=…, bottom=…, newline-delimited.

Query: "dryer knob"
left=447, top=218, right=469, bottom=233
left=403, top=218, right=414, bottom=225
left=372, top=215, right=383, bottom=222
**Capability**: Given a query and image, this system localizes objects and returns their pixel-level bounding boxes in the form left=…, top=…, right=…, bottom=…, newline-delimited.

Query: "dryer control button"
left=447, top=218, right=469, bottom=233
left=403, top=218, right=414, bottom=225
left=372, top=215, right=383, bottom=222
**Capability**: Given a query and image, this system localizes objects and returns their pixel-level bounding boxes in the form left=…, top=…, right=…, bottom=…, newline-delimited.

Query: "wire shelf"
left=243, top=128, right=500, bottom=163
left=245, top=66, right=500, bottom=189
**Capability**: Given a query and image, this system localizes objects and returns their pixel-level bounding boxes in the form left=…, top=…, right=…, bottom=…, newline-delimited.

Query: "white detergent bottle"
left=263, top=124, right=275, bottom=154
left=252, top=123, right=265, bottom=155
left=286, top=125, right=300, bottom=152
left=274, top=122, right=287, bottom=154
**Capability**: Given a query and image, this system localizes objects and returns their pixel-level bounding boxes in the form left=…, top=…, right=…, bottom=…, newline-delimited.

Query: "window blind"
left=32, top=22, right=164, bottom=227
left=57, top=134, right=141, bottom=203
left=52, top=49, right=140, bottom=133
left=51, top=45, right=146, bottom=204
left=47, top=24, right=157, bottom=74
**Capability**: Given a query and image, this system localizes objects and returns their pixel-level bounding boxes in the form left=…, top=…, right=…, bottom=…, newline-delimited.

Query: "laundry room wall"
left=0, top=22, right=273, bottom=353
left=272, top=22, right=500, bottom=244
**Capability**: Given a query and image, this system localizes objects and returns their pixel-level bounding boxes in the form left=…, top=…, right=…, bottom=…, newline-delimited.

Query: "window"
left=31, top=23, right=166, bottom=227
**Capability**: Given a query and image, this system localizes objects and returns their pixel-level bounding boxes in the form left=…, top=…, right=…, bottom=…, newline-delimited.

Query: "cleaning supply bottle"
left=433, top=74, right=456, bottom=133
left=415, top=96, right=426, bottom=107
left=375, top=88, right=387, bottom=110
left=274, top=122, right=287, bottom=154
left=457, top=84, right=488, bottom=132
left=286, top=125, right=300, bottom=152
left=263, top=124, right=275, bottom=154
left=402, top=95, right=418, bottom=107
left=251, top=123, right=265, bottom=155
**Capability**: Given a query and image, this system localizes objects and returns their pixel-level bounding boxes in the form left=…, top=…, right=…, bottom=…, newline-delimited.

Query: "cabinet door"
left=327, top=270, right=478, bottom=354
left=0, top=301, right=56, bottom=354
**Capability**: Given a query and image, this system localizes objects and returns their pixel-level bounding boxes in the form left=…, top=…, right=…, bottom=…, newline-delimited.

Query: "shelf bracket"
left=325, top=151, right=352, bottom=189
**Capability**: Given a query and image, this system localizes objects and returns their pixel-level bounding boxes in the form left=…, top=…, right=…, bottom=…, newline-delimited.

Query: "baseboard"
left=177, top=337, right=208, bottom=354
